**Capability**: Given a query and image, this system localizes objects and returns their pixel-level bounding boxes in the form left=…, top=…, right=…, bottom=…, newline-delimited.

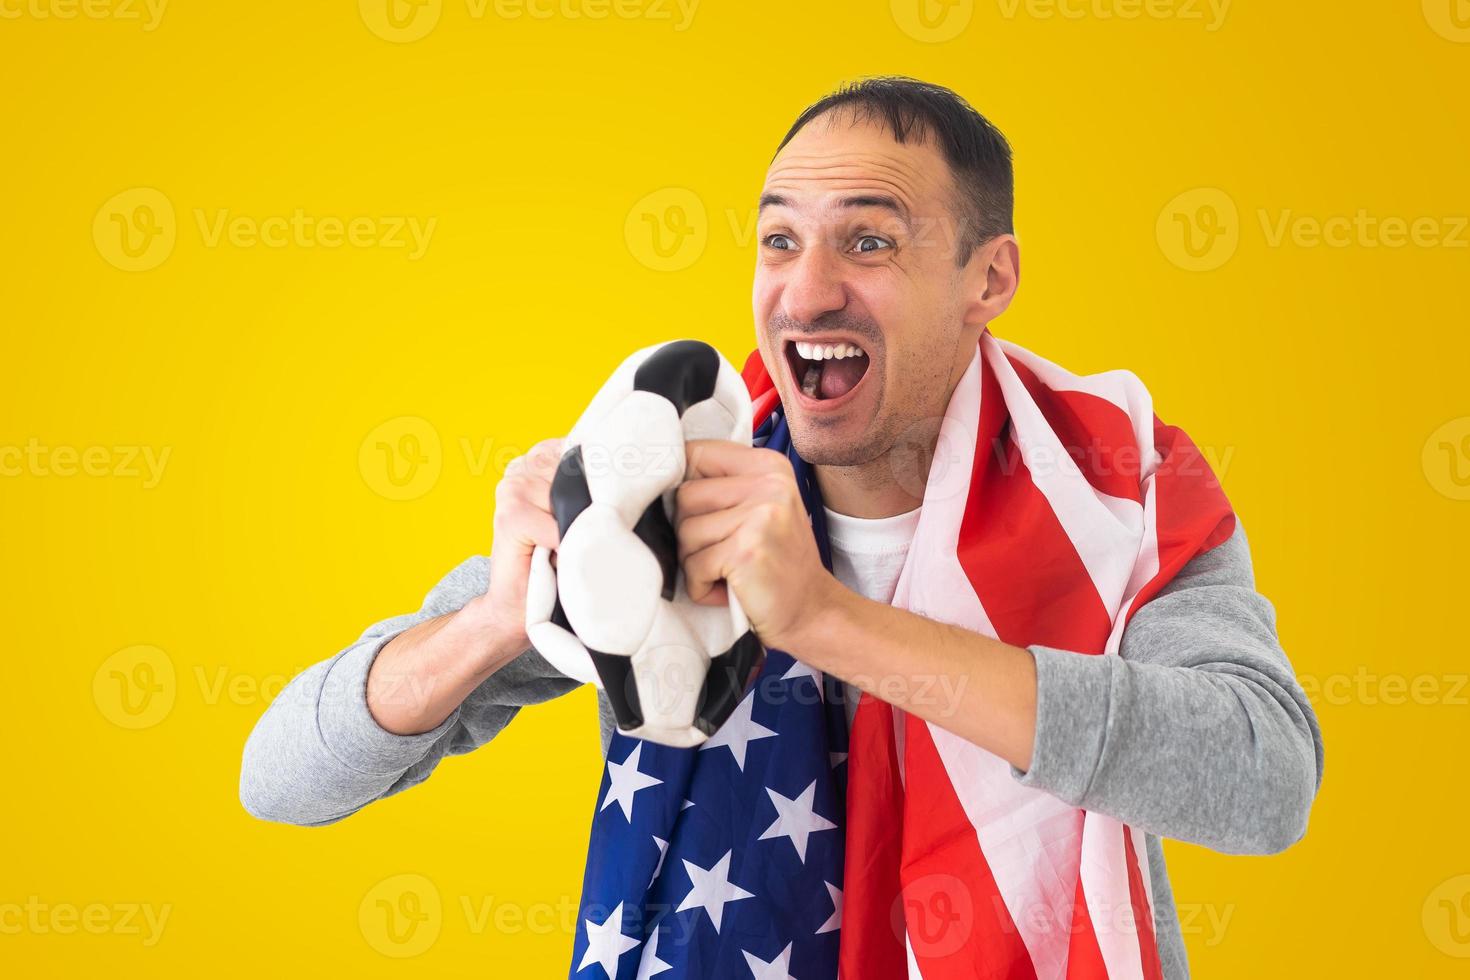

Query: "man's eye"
left=763, top=234, right=796, bottom=251
left=853, top=235, right=893, bottom=253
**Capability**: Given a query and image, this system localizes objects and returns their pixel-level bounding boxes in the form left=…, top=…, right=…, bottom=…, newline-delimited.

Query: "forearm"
left=240, top=555, right=566, bottom=827
left=1014, top=646, right=1319, bottom=853
left=785, top=579, right=1039, bottom=771
left=366, top=596, right=526, bottom=735
left=240, top=635, right=470, bottom=826
left=787, top=522, right=1324, bottom=855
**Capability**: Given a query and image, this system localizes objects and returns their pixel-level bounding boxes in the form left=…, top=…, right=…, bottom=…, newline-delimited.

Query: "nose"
left=779, top=245, right=848, bottom=326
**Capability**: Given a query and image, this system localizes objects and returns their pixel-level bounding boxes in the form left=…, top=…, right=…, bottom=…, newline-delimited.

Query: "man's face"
left=753, top=111, right=988, bottom=469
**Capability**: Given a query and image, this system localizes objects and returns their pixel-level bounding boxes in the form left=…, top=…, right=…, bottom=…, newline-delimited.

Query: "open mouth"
left=783, top=338, right=872, bottom=405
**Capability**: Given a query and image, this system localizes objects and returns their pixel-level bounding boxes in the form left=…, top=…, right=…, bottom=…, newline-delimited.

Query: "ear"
left=961, top=233, right=1020, bottom=331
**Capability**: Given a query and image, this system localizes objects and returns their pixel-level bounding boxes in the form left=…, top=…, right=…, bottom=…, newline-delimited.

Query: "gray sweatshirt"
left=239, top=519, right=1323, bottom=979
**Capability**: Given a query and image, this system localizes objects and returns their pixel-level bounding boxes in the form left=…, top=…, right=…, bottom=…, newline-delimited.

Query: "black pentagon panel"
left=631, top=497, right=678, bottom=601
left=633, top=339, right=721, bottom=418
left=588, top=649, right=644, bottom=731
left=549, top=445, right=593, bottom=541
left=693, top=631, right=765, bottom=737
left=550, top=594, right=572, bottom=633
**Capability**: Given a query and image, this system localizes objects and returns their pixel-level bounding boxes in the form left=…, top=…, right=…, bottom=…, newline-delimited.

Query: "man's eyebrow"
left=838, top=194, right=908, bottom=220
left=757, top=193, right=910, bottom=220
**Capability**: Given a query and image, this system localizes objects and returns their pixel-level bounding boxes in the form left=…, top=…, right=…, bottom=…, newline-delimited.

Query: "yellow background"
left=3, top=0, right=1468, bottom=975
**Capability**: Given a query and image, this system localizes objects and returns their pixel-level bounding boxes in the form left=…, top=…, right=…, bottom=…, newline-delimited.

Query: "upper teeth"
left=795, top=341, right=865, bottom=360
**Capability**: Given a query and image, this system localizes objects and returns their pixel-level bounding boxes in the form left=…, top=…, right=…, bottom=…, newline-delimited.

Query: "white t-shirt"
left=821, top=503, right=922, bottom=728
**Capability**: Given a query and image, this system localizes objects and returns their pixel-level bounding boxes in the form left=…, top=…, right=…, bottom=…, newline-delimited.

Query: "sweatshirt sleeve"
left=1010, top=520, right=1325, bottom=855
left=239, top=556, right=583, bottom=827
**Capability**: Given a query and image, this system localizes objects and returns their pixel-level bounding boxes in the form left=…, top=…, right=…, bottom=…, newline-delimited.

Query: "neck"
left=813, top=442, right=931, bottom=518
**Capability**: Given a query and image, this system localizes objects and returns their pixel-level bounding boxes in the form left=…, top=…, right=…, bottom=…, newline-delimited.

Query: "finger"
left=494, top=498, right=562, bottom=553
left=524, top=437, right=568, bottom=480
left=682, top=537, right=734, bottom=607
left=685, top=439, right=787, bottom=480
left=501, top=460, right=557, bottom=514
left=522, top=468, right=554, bottom=513
left=675, top=474, right=768, bottom=519
left=675, top=504, right=748, bottom=562
left=497, top=468, right=535, bottom=511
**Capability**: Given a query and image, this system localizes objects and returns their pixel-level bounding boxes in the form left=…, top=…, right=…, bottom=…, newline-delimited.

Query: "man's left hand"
left=675, top=439, right=838, bottom=651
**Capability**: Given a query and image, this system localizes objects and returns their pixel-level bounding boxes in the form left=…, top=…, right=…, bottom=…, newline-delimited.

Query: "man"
left=241, top=77, right=1323, bottom=978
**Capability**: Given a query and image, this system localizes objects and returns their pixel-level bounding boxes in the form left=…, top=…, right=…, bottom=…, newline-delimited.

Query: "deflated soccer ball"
left=524, top=339, right=766, bottom=748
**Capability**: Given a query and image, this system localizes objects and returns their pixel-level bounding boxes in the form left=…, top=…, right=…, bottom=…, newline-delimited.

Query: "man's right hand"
left=476, top=436, right=567, bottom=655
left=365, top=437, right=567, bottom=735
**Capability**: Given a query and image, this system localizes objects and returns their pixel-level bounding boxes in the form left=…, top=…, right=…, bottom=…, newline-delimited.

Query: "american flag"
left=567, top=331, right=1234, bottom=979
left=567, top=397, right=850, bottom=980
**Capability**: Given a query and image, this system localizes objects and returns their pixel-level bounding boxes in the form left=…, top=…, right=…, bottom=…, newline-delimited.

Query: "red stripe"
left=740, top=345, right=772, bottom=393
left=740, top=337, right=1234, bottom=980
left=1120, top=418, right=1235, bottom=628
left=1064, top=876, right=1111, bottom=980
left=1124, top=830, right=1164, bottom=980
left=959, top=354, right=1114, bottom=654
left=838, top=692, right=908, bottom=979
left=902, top=718, right=1038, bottom=980
left=751, top=388, right=780, bottom=433
left=1006, top=355, right=1144, bottom=505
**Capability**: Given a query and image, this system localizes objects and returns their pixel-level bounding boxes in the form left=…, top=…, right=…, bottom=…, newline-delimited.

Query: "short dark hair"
left=773, top=76, right=1014, bottom=264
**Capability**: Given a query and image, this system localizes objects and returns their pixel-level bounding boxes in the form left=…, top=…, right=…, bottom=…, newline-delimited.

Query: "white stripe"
left=983, top=336, right=1143, bottom=616
left=1131, top=824, right=1157, bottom=921
left=906, top=930, right=925, bottom=978
left=1080, top=817, right=1147, bottom=980
left=929, top=726, right=1080, bottom=980
left=893, top=344, right=1075, bottom=979
left=994, top=336, right=1158, bottom=458
left=884, top=334, right=1167, bottom=978
left=1106, top=481, right=1160, bottom=655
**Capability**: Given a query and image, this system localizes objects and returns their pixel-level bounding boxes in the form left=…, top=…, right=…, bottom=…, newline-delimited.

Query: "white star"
left=742, top=942, right=798, bottom=979
left=781, top=659, right=824, bottom=700
left=600, top=742, right=663, bottom=822
left=758, top=780, right=837, bottom=863
left=829, top=752, right=847, bottom=769
left=677, top=850, right=755, bottom=933
left=816, top=881, right=842, bottom=934
left=698, top=694, right=776, bottom=771
left=635, top=925, right=672, bottom=979
left=577, top=901, right=640, bottom=977
left=650, top=836, right=669, bottom=882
